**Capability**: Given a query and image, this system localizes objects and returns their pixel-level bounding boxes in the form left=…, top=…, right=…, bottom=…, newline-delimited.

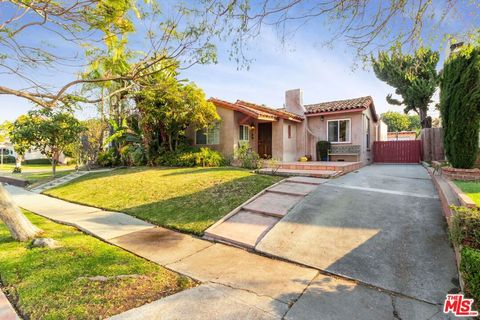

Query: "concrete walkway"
left=0, top=289, right=20, bottom=320
left=30, top=168, right=114, bottom=193
left=5, top=182, right=453, bottom=319
left=257, top=165, right=458, bottom=306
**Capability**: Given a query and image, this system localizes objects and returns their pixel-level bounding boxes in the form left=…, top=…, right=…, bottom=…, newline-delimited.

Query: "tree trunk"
left=0, top=184, right=42, bottom=241
left=51, top=157, right=57, bottom=178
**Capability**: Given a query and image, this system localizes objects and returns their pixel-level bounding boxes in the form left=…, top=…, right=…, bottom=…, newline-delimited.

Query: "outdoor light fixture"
left=320, top=115, right=324, bottom=121
left=250, top=123, right=256, bottom=130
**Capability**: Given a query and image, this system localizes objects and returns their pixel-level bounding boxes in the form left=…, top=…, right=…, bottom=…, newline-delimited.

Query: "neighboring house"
left=0, top=138, right=69, bottom=164
left=387, top=131, right=417, bottom=141
left=186, top=89, right=383, bottom=164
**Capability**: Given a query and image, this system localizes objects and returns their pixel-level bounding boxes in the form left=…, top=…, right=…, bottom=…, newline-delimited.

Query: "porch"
left=259, top=161, right=363, bottom=179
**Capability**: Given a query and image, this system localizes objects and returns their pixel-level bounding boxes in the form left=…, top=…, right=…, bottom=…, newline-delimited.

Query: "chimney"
left=285, top=89, right=305, bottom=115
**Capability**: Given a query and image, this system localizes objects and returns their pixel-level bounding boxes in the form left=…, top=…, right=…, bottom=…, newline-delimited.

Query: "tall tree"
left=372, top=46, right=440, bottom=128
left=440, top=44, right=480, bottom=169
left=10, top=109, right=85, bottom=177
left=381, top=111, right=410, bottom=132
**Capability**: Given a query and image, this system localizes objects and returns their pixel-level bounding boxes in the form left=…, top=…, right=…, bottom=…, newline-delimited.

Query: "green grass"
left=45, top=167, right=283, bottom=235
left=454, top=181, right=480, bottom=206
left=0, top=211, right=195, bottom=320
left=0, top=163, right=77, bottom=186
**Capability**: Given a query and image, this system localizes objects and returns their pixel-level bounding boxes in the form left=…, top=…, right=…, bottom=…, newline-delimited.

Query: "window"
left=196, top=123, right=220, bottom=145
left=239, top=125, right=249, bottom=141
left=288, top=125, right=292, bottom=139
left=327, top=119, right=351, bottom=143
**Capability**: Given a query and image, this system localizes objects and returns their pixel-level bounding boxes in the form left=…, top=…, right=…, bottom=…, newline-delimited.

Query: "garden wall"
left=442, top=167, right=480, bottom=181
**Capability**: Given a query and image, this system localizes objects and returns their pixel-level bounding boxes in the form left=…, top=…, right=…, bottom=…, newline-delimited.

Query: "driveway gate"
left=373, top=140, right=422, bottom=163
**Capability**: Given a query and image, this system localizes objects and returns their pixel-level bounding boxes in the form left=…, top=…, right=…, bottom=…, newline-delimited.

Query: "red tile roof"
left=208, top=98, right=304, bottom=122
left=304, top=96, right=378, bottom=121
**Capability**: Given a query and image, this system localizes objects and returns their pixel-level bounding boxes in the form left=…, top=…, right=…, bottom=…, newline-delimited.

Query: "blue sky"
left=1, top=1, right=476, bottom=122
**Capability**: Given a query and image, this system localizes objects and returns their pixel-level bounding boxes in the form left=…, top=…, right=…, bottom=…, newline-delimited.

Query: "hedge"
left=461, top=247, right=480, bottom=303
left=25, top=158, right=51, bottom=165
left=440, top=45, right=480, bottom=168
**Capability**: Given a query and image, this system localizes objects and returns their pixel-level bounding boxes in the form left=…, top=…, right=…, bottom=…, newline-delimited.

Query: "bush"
left=316, top=141, right=330, bottom=161
left=97, top=149, right=120, bottom=167
left=0, top=155, right=16, bottom=164
left=235, top=142, right=261, bottom=169
left=25, top=158, right=51, bottom=165
left=461, top=247, right=480, bottom=303
left=440, top=45, right=480, bottom=169
left=154, top=147, right=226, bottom=168
left=12, top=166, right=21, bottom=174
left=450, top=206, right=480, bottom=250
left=120, top=145, right=146, bottom=166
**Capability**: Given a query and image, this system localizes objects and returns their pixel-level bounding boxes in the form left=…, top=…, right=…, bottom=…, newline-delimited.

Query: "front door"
left=258, top=123, right=272, bottom=158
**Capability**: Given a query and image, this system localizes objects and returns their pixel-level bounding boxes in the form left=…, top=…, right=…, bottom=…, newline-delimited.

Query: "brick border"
left=447, top=180, right=477, bottom=209
left=442, top=167, right=480, bottom=181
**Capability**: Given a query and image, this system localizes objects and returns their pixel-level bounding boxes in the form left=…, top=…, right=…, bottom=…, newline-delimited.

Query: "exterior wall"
left=272, top=119, right=284, bottom=160
left=186, top=106, right=236, bottom=157
left=305, top=110, right=378, bottom=164
left=282, top=120, right=298, bottom=162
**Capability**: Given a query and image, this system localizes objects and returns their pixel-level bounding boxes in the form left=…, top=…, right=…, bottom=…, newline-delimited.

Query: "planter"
left=442, top=167, right=480, bottom=181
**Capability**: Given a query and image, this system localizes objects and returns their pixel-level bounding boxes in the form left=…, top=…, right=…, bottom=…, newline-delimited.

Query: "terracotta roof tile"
left=208, top=98, right=304, bottom=122
left=304, top=96, right=378, bottom=121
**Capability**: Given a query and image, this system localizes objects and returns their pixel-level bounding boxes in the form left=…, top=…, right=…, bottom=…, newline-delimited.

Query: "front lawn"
left=45, top=167, right=283, bottom=235
left=0, top=164, right=76, bottom=186
left=454, top=181, right=480, bottom=206
left=0, top=211, right=194, bottom=319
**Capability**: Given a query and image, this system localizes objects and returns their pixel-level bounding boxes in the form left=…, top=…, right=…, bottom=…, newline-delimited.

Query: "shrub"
left=316, top=141, right=330, bottom=161
left=25, top=158, right=51, bottom=165
left=450, top=206, right=480, bottom=250
left=194, top=147, right=226, bottom=167
left=440, top=45, right=480, bottom=169
left=97, top=149, right=120, bottom=167
left=235, top=142, right=261, bottom=169
left=12, top=166, right=21, bottom=174
left=0, top=155, right=16, bottom=164
left=299, top=156, right=308, bottom=162
left=154, top=147, right=226, bottom=168
left=461, top=247, right=480, bottom=303
left=120, top=145, right=146, bottom=166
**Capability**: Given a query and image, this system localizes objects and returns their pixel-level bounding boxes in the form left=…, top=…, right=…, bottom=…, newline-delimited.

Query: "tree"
left=372, top=46, right=440, bottom=128
left=10, top=109, right=85, bottom=177
left=79, top=119, right=108, bottom=169
left=407, top=115, right=421, bottom=131
left=134, top=65, right=219, bottom=160
left=440, top=44, right=480, bottom=169
left=381, top=111, right=410, bottom=132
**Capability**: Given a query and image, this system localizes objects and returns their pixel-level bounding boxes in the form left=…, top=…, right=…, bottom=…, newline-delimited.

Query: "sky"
left=1, top=0, right=476, bottom=123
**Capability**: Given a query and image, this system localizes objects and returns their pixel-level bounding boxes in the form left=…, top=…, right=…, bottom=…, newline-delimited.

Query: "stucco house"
left=186, top=89, right=382, bottom=164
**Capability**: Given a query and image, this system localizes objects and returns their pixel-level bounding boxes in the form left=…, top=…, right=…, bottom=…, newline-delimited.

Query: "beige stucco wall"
left=282, top=120, right=299, bottom=162
left=186, top=106, right=236, bottom=157
left=305, top=110, right=378, bottom=164
left=271, top=119, right=283, bottom=160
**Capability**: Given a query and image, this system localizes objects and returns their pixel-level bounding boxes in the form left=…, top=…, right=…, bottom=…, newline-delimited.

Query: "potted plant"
left=316, top=141, right=330, bottom=161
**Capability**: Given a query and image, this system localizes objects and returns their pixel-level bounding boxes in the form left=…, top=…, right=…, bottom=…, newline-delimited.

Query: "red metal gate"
left=373, top=140, right=422, bottom=163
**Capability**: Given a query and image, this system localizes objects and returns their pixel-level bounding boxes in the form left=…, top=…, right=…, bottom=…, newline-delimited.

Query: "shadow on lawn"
left=118, top=174, right=278, bottom=235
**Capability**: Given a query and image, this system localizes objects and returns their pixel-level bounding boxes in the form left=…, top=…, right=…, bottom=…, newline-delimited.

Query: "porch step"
left=204, top=179, right=319, bottom=249
left=258, top=168, right=341, bottom=179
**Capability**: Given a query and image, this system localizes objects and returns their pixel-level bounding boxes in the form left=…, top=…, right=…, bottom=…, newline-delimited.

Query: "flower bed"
left=442, top=167, right=480, bottom=181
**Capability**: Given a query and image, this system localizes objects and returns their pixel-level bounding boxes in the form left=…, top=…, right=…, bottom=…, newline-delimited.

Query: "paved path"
left=0, top=289, right=20, bottom=320
left=5, top=177, right=453, bottom=319
left=30, top=168, right=114, bottom=193
left=257, top=165, right=458, bottom=306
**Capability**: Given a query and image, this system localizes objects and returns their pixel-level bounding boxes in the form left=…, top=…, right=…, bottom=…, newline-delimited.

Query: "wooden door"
left=258, top=123, right=272, bottom=158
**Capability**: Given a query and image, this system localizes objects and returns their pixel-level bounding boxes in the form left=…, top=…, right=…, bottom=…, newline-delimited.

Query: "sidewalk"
left=0, top=290, right=20, bottom=320
left=5, top=185, right=449, bottom=319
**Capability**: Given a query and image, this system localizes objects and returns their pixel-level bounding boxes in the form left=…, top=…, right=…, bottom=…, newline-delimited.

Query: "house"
left=387, top=131, right=417, bottom=141
left=0, top=138, right=69, bottom=164
left=186, top=89, right=382, bottom=164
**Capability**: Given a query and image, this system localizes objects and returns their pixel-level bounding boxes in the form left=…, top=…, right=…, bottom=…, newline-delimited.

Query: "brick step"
left=259, top=168, right=341, bottom=179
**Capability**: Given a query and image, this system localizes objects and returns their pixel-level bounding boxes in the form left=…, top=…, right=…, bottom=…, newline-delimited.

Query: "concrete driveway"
left=256, top=164, right=458, bottom=305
